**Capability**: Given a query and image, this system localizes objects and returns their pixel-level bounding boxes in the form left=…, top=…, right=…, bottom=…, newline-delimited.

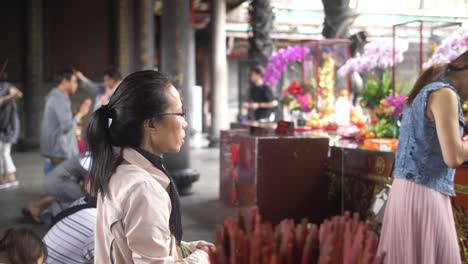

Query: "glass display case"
left=392, top=20, right=462, bottom=95
left=301, top=39, right=351, bottom=115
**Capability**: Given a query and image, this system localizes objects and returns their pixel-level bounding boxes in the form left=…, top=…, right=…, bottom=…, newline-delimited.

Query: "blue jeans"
left=43, top=160, right=54, bottom=175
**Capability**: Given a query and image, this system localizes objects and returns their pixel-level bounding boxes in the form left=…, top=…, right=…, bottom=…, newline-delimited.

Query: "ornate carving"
left=375, top=156, right=386, bottom=175
left=328, top=147, right=468, bottom=263
left=138, top=0, right=152, bottom=69
left=453, top=204, right=468, bottom=262
left=321, top=0, right=357, bottom=38
left=455, top=184, right=468, bottom=196
left=248, top=0, right=274, bottom=66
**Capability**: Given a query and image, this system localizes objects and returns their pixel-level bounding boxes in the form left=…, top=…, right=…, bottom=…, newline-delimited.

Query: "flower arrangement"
left=263, top=45, right=310, bottom=86
left=423, top=25, right=468, bottom=68
left=375, top=94, right=406, bottom=120
left=362, top=94, right=406, bottom=139
left=282, top=80, right=314, bottom=112
left=338, top=38, right=409, bottom=76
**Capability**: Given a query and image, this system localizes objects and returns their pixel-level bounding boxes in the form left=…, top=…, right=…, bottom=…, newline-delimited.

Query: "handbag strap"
left=389, top=158, right=395, bottom=178
left=51, top=197, right=96, bottom=227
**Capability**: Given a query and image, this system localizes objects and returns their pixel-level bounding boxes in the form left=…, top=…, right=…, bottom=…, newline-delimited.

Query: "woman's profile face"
left=152, top=85, right=187, bottom=154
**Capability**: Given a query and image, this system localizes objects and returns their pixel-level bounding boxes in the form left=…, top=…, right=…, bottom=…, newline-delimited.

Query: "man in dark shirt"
left=243, top=66, right=278, bottom=121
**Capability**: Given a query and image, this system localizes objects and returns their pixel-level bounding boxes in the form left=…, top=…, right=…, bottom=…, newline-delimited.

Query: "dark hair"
left=103, top=66, right=122, bottom=81
left=251, top=65, right=264, bottom=76
left=86, top=70, right=171, bottom=197
left=350, top=31, right=368, bottom=56
left=0, top=228, right=47, bottom=264
left=407, top=50, right=468, bottom=105
left=55, top=68, right=74, bottom=84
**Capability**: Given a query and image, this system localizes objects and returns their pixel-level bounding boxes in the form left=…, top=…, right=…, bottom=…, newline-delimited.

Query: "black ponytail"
left=86, top=106, right=118, bottom=198
left=86, top=70, right=171, bottom=198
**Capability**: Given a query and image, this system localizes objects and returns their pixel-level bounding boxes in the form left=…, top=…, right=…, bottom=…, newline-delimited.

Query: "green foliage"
left=366, top=118, right=398, bottom=138
left=359, top=71, right=392, bottom=109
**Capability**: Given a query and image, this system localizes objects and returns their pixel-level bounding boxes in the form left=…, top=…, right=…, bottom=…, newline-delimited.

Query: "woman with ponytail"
left=378, top=50, right=468, bottom=263
left=87, top=70, right=212, bottom=263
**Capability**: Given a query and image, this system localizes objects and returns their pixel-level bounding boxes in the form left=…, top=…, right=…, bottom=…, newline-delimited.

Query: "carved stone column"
left=161, top=0, right=199, bottom=194
left=116, top=0, right=136, bottom=75
left=24, top=0, right=45, bottom=147
left=136, top=0, right=155, bottom=70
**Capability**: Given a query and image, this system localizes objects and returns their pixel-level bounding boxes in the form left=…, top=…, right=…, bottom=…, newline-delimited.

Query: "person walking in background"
left=41, top=70, right=92, bottom=166
left=74, top=67, right=122, bottom=111
left=0, top=227, right=48, bottom=264
left=377, top=50, right=468, bottom=263
left=87, top=70, right=212, bottom=263
left=0, top=71, right=22, bottom=189
left=40, top=68, right=91, bottom=167
left=242, top=66, right=278, bottom=121
left=23, top=69, right=91, bottom=223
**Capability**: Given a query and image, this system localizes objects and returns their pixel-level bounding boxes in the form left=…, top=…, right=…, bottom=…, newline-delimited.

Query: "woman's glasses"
left=156, top=109, right=186, bottom=119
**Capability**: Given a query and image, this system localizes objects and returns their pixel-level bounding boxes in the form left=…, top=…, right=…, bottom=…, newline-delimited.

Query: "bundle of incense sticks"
left=209, top=208, right=385, bottom=264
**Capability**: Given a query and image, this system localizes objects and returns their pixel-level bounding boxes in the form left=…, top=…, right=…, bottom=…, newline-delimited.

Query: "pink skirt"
left=377, top=178, right=461, bottom=264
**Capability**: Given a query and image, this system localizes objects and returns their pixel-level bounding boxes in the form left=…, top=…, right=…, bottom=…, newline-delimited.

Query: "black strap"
left=51, top=198, right=97, bottom=227
left=389, top=158, right=395, bottom=178
left=134, top=148, right=183, bottom=245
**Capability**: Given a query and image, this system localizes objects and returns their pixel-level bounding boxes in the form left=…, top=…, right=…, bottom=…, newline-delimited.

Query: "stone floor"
left=0, top=147, right=237, bottom=243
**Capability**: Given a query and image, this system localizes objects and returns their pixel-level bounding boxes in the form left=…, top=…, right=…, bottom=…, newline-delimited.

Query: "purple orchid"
left=263, top=45, right=311, bottom=86
left=338, top=38, right=409, bottom=76
left=424, top=25, right=468, bottom=68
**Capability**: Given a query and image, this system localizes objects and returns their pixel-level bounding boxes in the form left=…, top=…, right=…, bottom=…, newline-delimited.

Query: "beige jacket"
left=94, top=148, right=210, bottom=263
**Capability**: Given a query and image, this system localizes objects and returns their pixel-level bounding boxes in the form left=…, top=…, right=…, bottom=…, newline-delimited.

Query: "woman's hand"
left=10, top=87, right=23, bottom=99
left=196, top=241, right=215, bottom=253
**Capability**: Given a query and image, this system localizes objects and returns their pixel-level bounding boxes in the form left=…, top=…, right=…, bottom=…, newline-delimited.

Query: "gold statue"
left=318, top=48, right=336, bottom=115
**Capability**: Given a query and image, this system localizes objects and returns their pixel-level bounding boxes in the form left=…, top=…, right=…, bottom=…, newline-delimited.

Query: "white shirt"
left=43, top=198, right=96, bottom=264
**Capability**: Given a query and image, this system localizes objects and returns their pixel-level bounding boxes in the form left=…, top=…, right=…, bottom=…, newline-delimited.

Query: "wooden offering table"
left=220, top=127, right=330, bottom=225
left=453, top=164, right=468, bottom=260
left=220, top=124, right=468, bottom=261
left=327, top=141, right=395, bottom=220
left=330, top=140, right=468, bottom=261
